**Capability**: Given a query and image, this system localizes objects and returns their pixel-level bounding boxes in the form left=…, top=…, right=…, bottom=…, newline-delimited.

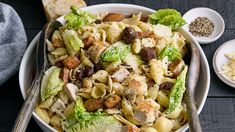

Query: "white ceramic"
left=213, top=39, right=235, bottom=88
left=19, top=4, right=210, bottom=132
left=183, top=7, right=225, bottom=44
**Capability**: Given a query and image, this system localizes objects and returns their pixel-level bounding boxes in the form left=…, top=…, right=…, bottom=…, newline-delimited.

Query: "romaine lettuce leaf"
left=64, top=97, right=122, bottom=132
left=63, top=29, right=84, bottom=56
left=101, top=41, right=131, bottom=62
left=40, top=66, right=64, bottom=101
left=64, top=6, right=97, bottom=30
left=166, top=66, right=187, bottom=113
left=149, top=9, right=186, bottom=29
left=158, top=45, right=182, bottom=61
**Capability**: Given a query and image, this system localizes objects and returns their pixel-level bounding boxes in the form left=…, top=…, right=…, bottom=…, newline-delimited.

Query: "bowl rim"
left=19, top=3, right=210, bottom=132
left=213, top=39, right=235, bottom=88
left=183, top=7, right=225, bottom=44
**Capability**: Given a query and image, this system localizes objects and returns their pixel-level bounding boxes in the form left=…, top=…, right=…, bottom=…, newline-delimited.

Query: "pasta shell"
left=105, top=61, right=122, bottom=73
left=82, top=78, right=93, bottom=89
left=80, top=49, right=94, bottom=68
left=156, top=90, right=169, bottom=108
left=149, top=59, right=164, bottom=85
left=124, top=114, right=141, bottom=126
left=121, top=13, right=141, bottom=25
left=51, top=48, right=67, bottom=58
left=39, top=96, right=55, bottom=109
left=46, top=39, right=54, bottom=52
left=112, top=82, right=124, bottom=95
left=91, top=83, right=107, bottom=98
left=122, top=97, right=133, bottom=116
left=147, top=85, right=159, bottom=100
left=92, top=70, right=108, bottom=83
left=107, top=75, right=113, bottom=93
left=177, top=108, right=188, bottom=125
left=113, top=115, right=134, bottom=126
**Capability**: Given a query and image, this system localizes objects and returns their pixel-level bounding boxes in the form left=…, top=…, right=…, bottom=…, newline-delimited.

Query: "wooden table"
left=0, top=0, right=235, bottom=131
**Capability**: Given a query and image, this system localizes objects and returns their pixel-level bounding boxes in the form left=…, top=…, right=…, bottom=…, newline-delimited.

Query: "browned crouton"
left=59, top=68, right=70, bottom=83
left=85, top=98, right=104, bottom=112
left=63, top=56, right=80, bottom=69
left=103, top=13, right=125, bottom=22
left=83, top=36, right=95, bottom=50
left=104, top=95, right=121, bottom=108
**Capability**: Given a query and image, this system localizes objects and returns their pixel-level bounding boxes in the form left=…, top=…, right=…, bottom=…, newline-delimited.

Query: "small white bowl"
left=213, top=39, right=235, bottom=88
left=183, top=7, right=225, bottom=44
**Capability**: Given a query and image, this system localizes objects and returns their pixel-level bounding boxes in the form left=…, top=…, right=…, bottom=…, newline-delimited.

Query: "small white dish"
left=183, top=7, right=225, bottom=44
left=213, top=39, right=235, bottom=88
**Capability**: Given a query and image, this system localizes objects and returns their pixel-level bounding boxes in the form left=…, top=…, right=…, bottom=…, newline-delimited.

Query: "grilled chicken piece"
left=85, top=98, right=104, bottom=112
left=126, top=74, right=148, bottom=96
left=121, top=125, right=140, bottom=132
left=103, top=13, right=125, bottom=22
left=87, top=40, right=106, bottom=63
left=111, top=68, right=130, bottom=82
left=63, top=56, right=80, bottom=69
left=64, top=83, right=79, bottom=101
left=169, top=59, right=185, bottom=77
left=104, top=95, right=121, bottom=108
left=133, top=102, right=155, bottom=124
left=51, top=99, right=66, bottom=116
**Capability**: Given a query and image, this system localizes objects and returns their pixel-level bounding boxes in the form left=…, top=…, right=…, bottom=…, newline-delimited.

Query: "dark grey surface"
left=0, top=0, right=235, bottom=132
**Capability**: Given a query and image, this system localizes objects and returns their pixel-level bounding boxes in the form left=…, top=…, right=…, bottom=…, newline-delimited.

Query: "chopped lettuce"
left=64, top=97, right=122, bottom=132
left=101, top=41, right=131, bottom=62
left=63, top=29, right=84, bottom=56
left=64, top=6, right=97, bottom=30
left=40, top=66, right=64, bottom=101
left=166, top=66, right=187, bottom=113
left=158, top=45, right=182, bottom=61
left=149, top=9, right=186, bottom=30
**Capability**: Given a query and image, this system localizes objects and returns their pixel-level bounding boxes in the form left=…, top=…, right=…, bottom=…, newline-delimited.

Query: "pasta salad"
left=35, top=7, right=189, bottom=132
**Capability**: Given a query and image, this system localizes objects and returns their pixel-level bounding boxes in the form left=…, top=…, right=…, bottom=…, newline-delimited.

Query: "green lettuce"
left=40, top=66, right=64, bottom=101
left=158, top=45, right=182, bottom=61
left=63, top=29, right=84, bottom=56
left=166, top=66, right=188, bottom=113
left=149, top=9, right=186, bottom=29
left=101, top=41, right=131, bottom=62
left=64, top=6, right=97, bottom=30
left=64, top=97, right=121, bottom=132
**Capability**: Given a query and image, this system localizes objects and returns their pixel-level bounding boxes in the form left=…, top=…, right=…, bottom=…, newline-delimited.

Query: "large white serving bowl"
left=19, top=4, right=210, bottom=132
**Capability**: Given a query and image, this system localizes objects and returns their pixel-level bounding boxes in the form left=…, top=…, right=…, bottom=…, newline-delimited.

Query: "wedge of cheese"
left=42, top=0, right=86, bottom=20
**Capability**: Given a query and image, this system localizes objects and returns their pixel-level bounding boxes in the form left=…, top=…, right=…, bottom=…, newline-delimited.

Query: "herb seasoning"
left=189, top=17, right=214, bottom=37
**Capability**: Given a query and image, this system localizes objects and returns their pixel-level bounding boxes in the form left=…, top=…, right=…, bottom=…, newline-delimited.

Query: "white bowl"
left=19, top=4, right=210, bottom=132
left=183, top=7, right=225, bottom=44
left=213, top=39, right=235, bottom=88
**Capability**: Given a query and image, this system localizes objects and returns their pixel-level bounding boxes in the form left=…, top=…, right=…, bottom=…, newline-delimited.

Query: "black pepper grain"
left=189, top=17, right=214, bottom=37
